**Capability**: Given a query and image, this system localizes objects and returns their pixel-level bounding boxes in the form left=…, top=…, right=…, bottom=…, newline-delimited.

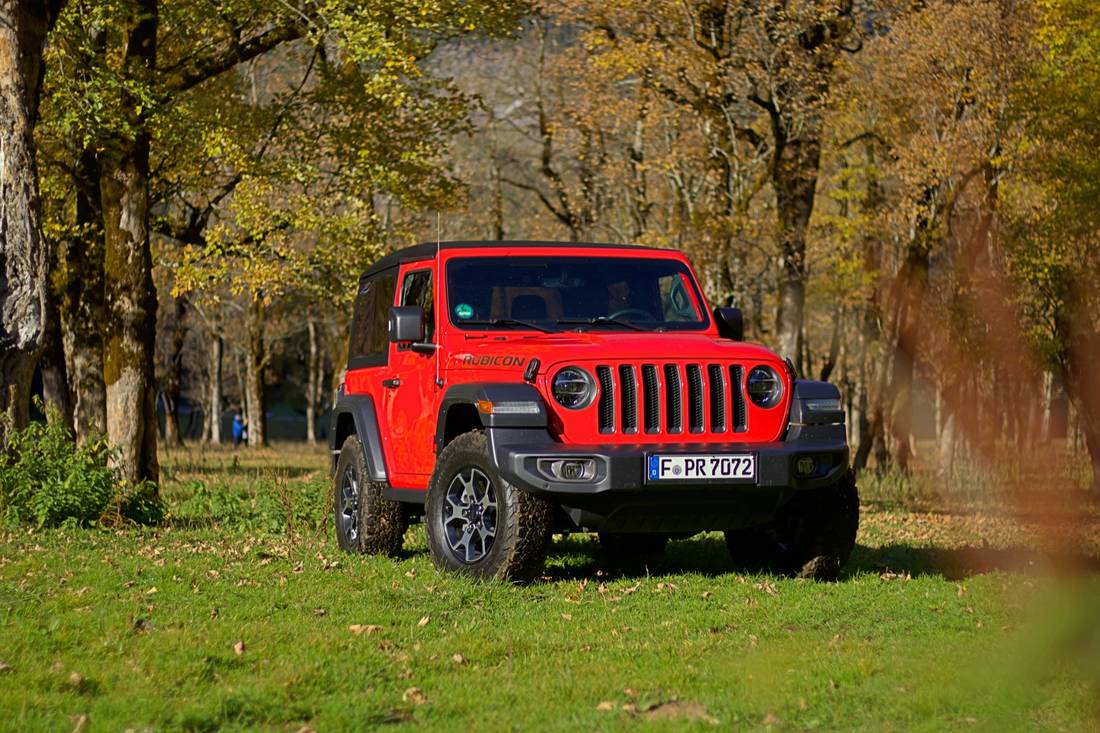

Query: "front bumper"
left=488, top=428, right=849, bottom=533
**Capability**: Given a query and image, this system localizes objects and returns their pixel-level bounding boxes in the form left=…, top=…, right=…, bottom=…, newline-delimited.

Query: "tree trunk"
left=206, top=332, right=222, bottom=444
left=0, top=1, right=63, bottom=444
left=61, top=145, right=108, bottom=444
left=245, top=293, right=267, bottom=447
left=1057, top=280, right=1100, bottom=494
left=306, top=317, right=319, bottom=444
left=101, top=0, right=158, bottom=486
left=884, top=240, right=931, bottom=474
left=160, top=295, right=185, bottom=447
left=40, top=279, right=71, bottom=428
left=773, top=134, right=821, bottom=373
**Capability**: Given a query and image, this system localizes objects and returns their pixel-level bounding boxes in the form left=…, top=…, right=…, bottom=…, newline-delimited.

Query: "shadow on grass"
left=542, top=534, right=1100, bottom=583
left=846, top=543, right=1100, bottom=581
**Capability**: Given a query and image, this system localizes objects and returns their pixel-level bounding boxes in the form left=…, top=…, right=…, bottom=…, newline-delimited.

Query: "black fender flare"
left=435, top=382, right=548, bottom=455
left=329, top=390, right=388, bottom=482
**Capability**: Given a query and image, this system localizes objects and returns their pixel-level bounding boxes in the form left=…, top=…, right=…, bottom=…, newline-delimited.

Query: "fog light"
left=560, top=461, right=587, bottom=480
left=796, top=456, right=816, bottom=477
left=537, top=458, right=597, bottom=482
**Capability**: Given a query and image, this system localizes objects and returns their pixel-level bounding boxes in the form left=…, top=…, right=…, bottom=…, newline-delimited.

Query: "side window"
left=400, top=269, right=434, bottom=343
left=348, top=268, right=397, bottom=367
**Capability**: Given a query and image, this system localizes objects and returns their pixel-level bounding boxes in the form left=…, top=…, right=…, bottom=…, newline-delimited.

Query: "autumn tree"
left=1008, top=0, right=1100, bottom=491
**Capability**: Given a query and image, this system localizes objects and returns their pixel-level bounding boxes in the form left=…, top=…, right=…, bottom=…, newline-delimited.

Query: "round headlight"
left=746, top=366, right=782, bottom=408
left=552, top=367, right=596, bottom=409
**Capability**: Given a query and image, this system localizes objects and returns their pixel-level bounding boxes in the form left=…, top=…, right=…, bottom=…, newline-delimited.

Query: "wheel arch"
left=329, top=390, right=388, bottom=481
left=434, top=382, right=549, bottom=455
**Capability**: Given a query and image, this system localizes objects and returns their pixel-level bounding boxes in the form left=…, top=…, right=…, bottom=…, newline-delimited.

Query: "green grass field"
left=2, top=444, right=1098, bottom=731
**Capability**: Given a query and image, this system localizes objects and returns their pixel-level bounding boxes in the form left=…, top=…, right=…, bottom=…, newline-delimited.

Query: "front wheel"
left=426, top=431, right=551, bottom=582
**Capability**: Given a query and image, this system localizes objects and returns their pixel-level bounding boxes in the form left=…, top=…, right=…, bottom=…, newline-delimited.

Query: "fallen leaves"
left=563, top=579, right=589, bottom=603
left=642, top=700, right=717, bottom=723
left=599, top=693, right=716, bottom=724
left=232, top=641, right=246, bottom=656
left=349, top=624, right=382, bottom=635
left=402, top=687, right=428, bottom=705
left=63, top=671, right=93, bottom=695
left=417, top=615, right=430, bottom=627
left=753, top=581, right=778, bottom=596
left=879, top=568, right=912, bottom=581
left=0, top=662, right=13, bottom=675
left=451, top=653, right=466, bottom=665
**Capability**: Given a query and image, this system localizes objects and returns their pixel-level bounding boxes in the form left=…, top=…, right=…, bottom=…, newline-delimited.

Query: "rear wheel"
left=333, top=435, right=406, bottom=556
left=725, top=471, right=859, bottom=580
left=426, top=431, right=551, bottom=582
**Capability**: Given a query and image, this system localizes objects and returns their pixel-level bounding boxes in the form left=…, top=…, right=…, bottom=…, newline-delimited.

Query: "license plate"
left=647, top=454, right=756, bottom=482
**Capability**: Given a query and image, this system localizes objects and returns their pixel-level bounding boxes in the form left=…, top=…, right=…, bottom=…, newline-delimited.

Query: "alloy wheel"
left=442, top=466, right=498, bottom=563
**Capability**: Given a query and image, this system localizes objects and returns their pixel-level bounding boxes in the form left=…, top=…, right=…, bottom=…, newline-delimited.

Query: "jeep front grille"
left=594, top=362, right=749, bottom=437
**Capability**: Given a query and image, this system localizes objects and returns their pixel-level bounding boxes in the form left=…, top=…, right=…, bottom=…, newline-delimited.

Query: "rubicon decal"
left=459, top=354, right=527, bottom=367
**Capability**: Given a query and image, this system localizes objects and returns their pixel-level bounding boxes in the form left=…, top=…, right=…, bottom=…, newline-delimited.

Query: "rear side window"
left=400, top=268, right=434, bottom=343
left=348, top=268, right=397, bottom=368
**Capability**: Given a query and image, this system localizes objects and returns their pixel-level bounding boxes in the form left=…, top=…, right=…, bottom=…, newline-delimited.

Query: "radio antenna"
left=434, top=212, right=443, bottom=387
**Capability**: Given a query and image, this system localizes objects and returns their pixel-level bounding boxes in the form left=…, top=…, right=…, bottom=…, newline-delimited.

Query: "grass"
left=1, top=443, right=1098, bottom=732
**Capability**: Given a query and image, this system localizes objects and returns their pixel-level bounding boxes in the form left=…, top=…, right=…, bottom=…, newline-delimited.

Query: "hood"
left=444, top=332, right=784, bottom=373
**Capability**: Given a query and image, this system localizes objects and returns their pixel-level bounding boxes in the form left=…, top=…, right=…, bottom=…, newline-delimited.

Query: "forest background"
left=2, top=0, right=1099, bottom=499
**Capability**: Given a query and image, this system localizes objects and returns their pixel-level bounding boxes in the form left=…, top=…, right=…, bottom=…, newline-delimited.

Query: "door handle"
left=382, top=378, right=401, bottom=389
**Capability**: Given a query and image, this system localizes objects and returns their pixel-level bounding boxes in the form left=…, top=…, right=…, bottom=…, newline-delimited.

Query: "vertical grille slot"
left=618, top=365, right=639, bottom=434
left=641, top=365, right=660, bottom=433
left=664, top=364, right=682, bottom=433
left=730, top=365, right=747, bottom=431
left=707, top=364, right=727, bottom=432
left=686, top=364, right=704, bottom=433
left=596, top=366, right=615, bottom=433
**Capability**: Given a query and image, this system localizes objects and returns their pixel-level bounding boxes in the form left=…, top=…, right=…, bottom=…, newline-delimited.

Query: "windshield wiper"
left=556, top=317, right=645, bottom=332
left=462, top=318, right=555, bottom=333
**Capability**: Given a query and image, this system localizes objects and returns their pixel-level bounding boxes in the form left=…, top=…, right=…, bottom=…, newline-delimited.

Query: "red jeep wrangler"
left=330, top=242, right=857, bottom=581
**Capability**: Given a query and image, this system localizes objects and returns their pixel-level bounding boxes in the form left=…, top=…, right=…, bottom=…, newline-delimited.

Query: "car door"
left=379, top=264, right=441, bottom=488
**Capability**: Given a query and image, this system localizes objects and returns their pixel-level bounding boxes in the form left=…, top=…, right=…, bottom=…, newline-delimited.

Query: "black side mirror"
left=714, top=307, right=743, bottom=341
left=388, top=306, right=424, bottom=343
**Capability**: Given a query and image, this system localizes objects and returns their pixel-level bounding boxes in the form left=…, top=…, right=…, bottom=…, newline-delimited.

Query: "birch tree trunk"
left=101, top=0, right=158, bottom=486
left=306, top=318, right=319, bottom=444
left=0, top=0, right=63, bottom=444
left=207, top=333, right=222, bottom=444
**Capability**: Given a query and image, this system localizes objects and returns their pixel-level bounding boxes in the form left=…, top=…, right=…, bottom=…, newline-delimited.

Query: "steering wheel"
left=609, top=307, right=656, bottom=321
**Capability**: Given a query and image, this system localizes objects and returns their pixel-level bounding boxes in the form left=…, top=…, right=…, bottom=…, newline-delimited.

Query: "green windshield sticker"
left=455, top=303, right=474, bottom=319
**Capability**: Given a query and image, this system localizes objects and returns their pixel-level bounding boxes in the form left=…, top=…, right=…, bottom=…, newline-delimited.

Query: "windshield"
left=446, top=256, right=708, bottom=332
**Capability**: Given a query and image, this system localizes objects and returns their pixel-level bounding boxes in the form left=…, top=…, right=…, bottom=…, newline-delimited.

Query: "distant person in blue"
left=232, top=411, right=248, bottom=447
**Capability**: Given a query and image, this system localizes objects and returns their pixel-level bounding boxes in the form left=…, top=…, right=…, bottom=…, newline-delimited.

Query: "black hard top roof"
left=359, top=240, right=666, bottom=281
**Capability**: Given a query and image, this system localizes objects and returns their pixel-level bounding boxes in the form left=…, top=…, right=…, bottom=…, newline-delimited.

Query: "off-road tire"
left=426, top=430, right=551, bottom=583
left=333, top=435, right=406, bottom=556
left=725, top=471, right=859, bottom=580
left=598, top=532, right=669, bottom=560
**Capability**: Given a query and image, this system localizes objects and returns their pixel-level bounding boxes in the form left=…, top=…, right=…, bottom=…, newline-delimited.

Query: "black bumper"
left=487, top=428, right=849, bottom=533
